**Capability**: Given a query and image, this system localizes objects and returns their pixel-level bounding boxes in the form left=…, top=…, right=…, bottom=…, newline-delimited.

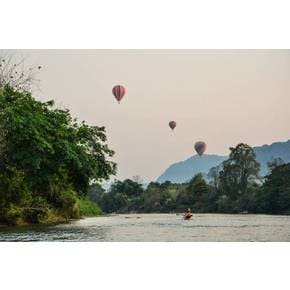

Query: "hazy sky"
left=2, top=50, right=290, bottom=182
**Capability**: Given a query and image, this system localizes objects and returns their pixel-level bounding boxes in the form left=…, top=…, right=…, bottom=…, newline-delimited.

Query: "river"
left=1, top=213, right=290, bottom=242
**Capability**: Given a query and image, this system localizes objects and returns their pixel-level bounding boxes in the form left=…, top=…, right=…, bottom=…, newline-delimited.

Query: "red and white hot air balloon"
left=169, top=121, right=176, bottom=131
left=112, top=85, right=126, bottom=103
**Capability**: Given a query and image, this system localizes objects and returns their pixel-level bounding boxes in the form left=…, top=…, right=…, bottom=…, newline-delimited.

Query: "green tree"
left=257, top=163, right=290, bottom=214
left=219, top=143, right=260, bottom=212
left=97, top=179, right=144, bottom=213
left=110, top=179, right=143, bottom=197
left=0, top=85, right=116, bottom=224
left=186, top=174, right=211, bottom=212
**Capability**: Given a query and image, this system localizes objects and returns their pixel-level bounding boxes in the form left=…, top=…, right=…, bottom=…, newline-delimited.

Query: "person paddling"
left=183, top=208, right=193, bottom=220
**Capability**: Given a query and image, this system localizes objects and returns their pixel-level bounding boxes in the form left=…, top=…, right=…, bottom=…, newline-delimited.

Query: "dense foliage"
left=79, top=198, right=103, bottom=217
left=0, top=85, right=116, bottom=225
left=254, top=163, right=290, bottom=214
left=92, top=144, right=290, bottom=215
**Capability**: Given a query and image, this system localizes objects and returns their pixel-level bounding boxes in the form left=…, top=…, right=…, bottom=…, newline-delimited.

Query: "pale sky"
left=2, top=50, right=290, bottom=182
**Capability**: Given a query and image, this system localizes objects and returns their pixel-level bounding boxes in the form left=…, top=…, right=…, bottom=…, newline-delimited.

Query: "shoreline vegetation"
left=88, top=147, right=290, bottom=218
left=0, top=84, right=116, bottom=225
left=0, top=58, right=116, bottom=226
left=0, top=198, right=102, bottom=227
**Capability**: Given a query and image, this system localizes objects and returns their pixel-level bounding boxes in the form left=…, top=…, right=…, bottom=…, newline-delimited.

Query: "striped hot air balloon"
left=169, top=121, right=176, bottom=131
left=194, top=141, right=207, bottom=156
left=112, top=85, right=126, bottom=103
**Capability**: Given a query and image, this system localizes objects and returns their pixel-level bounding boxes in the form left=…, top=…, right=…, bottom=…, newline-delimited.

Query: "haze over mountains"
left=157, top=140, right=290, bottom=183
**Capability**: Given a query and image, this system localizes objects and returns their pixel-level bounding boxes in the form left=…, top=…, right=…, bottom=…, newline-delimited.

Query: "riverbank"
left=0, top=198, right=103, bottom=227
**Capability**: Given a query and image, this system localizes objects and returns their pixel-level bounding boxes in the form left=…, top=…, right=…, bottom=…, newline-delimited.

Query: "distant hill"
left=254, top=140, right=290, bottom=175
left=157, top=154, right=227, bottom=183
left=156, top=140, right=290, bottom=183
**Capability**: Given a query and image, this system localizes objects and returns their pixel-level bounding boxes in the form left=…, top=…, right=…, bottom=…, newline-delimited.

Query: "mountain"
left=156, top=140, right=290, bottom=183
left=255, top=140, right=290, bottom=175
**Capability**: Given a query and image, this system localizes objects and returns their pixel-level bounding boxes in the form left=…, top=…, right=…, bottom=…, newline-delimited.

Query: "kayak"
left=183, top=213, right=193, bottom=220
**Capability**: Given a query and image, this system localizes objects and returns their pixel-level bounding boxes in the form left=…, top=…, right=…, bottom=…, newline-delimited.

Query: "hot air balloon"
left=169, top=121, right=176, bottom=131
left=194, top=141, right=207, bottom=156
left=112, top=85, right=126, bottom=103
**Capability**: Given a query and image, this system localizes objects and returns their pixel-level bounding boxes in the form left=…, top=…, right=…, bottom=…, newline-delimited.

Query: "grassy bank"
left=0, top=198, right=103, bottom=226
left=79, top=198, right=103, bottom=217
left=0, top=205, right=80, bottom=226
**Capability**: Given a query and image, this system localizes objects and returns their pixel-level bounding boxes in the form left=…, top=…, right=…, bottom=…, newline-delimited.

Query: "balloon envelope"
left=169, top=121, right=176, bottom=130
left=112, top=85, right=125, bottom=103
left=194, top=141, right=207, bottom=156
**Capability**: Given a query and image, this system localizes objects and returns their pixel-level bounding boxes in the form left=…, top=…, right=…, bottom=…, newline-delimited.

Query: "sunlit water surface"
left=1, top=213, right=290, bottom=242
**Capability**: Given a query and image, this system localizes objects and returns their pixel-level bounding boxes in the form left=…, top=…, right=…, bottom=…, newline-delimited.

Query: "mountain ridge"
left=156, top=139, right=290, bottom=183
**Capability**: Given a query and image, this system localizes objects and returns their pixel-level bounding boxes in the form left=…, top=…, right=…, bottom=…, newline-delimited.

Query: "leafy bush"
left=79, top=198, right=102, bottom=217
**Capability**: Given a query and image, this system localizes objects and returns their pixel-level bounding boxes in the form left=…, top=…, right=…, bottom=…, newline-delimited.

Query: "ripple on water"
left=1, top=214, right=290, bottom=242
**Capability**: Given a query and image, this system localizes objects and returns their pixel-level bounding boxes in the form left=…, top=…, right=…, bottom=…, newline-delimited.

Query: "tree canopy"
left=256, top=163, right=290, bottom=214
left=0, top=85, right=116, bottom=224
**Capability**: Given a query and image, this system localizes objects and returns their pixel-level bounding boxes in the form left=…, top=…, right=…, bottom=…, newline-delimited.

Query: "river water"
left=1, top=213, right=290, bottom=242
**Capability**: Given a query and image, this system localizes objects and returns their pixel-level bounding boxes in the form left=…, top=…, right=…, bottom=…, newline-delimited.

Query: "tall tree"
left=219, top=143, right=260, bottom=211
